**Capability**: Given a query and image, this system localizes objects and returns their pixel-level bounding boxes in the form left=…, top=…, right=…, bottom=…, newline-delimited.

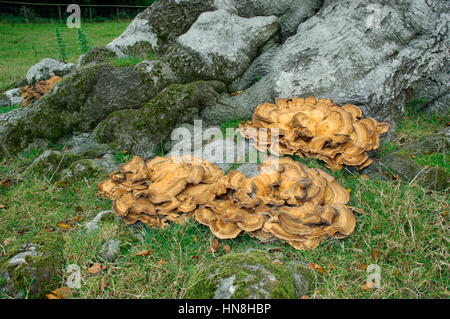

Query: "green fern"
left=77, top=29, right=89, bottom=54
left=54, top=28, right=67, bottom=62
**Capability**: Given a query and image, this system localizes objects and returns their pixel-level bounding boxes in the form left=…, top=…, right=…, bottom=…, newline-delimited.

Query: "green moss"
left=184, top=250, right=300, bottom=299
left=2, top=232, right=64, bottom=299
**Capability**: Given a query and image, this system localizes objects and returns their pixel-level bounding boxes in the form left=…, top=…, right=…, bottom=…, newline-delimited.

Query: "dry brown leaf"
left=76, top=206, right=82, bottom=212
left=0, top=203, right=6, bottom=209
left=337, top=284, right=343, bottom=292
left=74, top=216, right=83, bottom=222
left=100, top=277, right=107, bottom=290
left=372, top=249, right=380, bottom=261
left=300, top=295, right=310, bottom=299
left=57, top=221, right=70, bottom=230
left=3, top=238, right=12, bottom=247
left=359, top=263, right=367, bottom=270
left=308, top=263, right=326, bottom=274
left=361, top=174, right=370, bottom=180
left=327, top=263, right=335, bottom=270
left=374, top=223, right=381, bottom=231
left=361, top=281, right=375, bottom=291
left=46, top=287, right=72, bottom=299
left=135, top=249, right=153, bottom=256
left=193, top=236, right=197, bottom=243
left=88, top=263, right=106, bottom=275
left=230, top=90, right=243, bottom=96
left=158, top=259, right=166, bottom=265
left=223, top=244, right=231, bottom=253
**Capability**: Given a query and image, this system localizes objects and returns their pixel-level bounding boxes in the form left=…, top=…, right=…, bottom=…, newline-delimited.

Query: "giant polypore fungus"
left=20, top=75, right=62, bottom=106
left=98, top=155, right=357, bottom=250
left=239, top=96, right=389, bottom=170
left=98, top=155, right=224, bottom=227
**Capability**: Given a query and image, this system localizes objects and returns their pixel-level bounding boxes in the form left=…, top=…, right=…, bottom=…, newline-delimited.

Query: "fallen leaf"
left=54, top=180, right=67, bottom=188
left=158, top=259, right=166, bottom=265
left=230, top=90, right=243, bottom=96
left=193, top=236, right=197, bottom=243
left=0, top=177, right=13, bottom=189
left=327, top=263, right=335, bottom=270
left=337, top=285, right=343, bottom=292
left=361, top=281, right=375, bottom=291
left=424, top=151, right=429, bottom=155
left=135, top=249, right=153, bottom=256
left=0, top=203, right=6, bottom=209
left=57, top=221, right=70, bottom=230
left=375, top=223, right=381, bottom=231
left=190, top=255, right=200, bottom=262
left=442, top=211, right=448, bottom=217
left=393, top=269, right=400, bottom=276
left=411, top=154, right=416, bottom=159
left=223, top=244, right=231, bottom=253
left=100, top=277, right=107, bottom=290
left=308, top=263, right=326, bottom=274
left=46, top=287, right=72, bottom=299
left=361, top=174, right=369, bottom=180
left=3, top=238, right=12, bottom=246
left=359, top=263, right=367, bottom=270
left=372, top=249, right=380, bottom=261
left=300, top=295, right=310, bottom=299
left=210, top=238, right=219, bottom=253
left=122, top=150, right=128, bottom=154
left=74, top=216, right=83, bottom=222
left=88, top=263, right=106, bottom=275
left=76, top=206, right=82, bottom=212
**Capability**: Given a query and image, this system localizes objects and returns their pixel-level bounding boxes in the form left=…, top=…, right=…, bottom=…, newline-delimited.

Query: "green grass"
left=0, top=104, right=20, bottom=114
left=0, top=146, right=448, bottom=298
left=0, top=21, right=132, bottom=90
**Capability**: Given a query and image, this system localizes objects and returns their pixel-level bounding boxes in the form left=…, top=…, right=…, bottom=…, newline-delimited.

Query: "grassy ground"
left=0, top=21, right=131, bottom=90
left=0, top=110, right=448, bottom=299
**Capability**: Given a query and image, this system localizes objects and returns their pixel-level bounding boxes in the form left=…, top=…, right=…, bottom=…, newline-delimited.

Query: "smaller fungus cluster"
left=98, top=155, right=356, bottom=250
left=239, top=96, right=389, bottom=170
left=20, top=75, right=62, bottom=106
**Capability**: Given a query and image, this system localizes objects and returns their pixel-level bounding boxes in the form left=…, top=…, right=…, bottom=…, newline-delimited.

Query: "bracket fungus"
left=99, top=155, right=357, bottom=250
left=20, top=75, right=62, bottom=107
left=239, top=96, right=389, bottom=170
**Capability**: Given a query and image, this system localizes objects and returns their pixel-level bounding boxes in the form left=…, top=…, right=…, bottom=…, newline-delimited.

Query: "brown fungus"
left=239, top=96, right=389, bottom=170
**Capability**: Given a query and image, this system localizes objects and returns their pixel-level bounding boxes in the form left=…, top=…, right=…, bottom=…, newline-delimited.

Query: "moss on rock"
left=184, top=250, right=313, bottom=299
left=93, top=80, right=226, bottom=158
left=78, top=46, right=117, bottom=67
left=0, top=232, right=64, bottom=299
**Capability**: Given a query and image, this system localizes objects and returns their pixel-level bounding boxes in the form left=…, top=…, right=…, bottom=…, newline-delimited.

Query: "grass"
left=0, top=21, right=132, bottom=90
left=0, top=111, right=448, bottom=299
left=0, top=104, right=20, bottom=114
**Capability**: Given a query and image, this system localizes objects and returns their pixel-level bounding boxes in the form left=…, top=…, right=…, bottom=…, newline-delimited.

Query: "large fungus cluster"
left=98, top=155, right=356, bottom=250
left=98, top=155, right=223, bottom=227
left=239, top=96, right=389, bottom=170
left=21, top=75, right=62, bottom=107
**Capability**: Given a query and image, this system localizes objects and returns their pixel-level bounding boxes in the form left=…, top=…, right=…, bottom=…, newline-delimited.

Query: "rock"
left=93, top=80, right=226, bottom=159
left=184, top=250, right=313, bottom=298
left=1, top=77, right=27, bottom=93
left=204, top=0, right=449, bottom=124
left=214, top=0, right=323, bottom=41
left=58, top=154, right=118, bottom=181
left=23, top=150, right=82, bottom=179
left=107, top=0, right=215, bottom=57
left=170, top=9, right=279, bottom=84
left=85, top=210, right=114, bottom=234
left=8, top=246, right=40, bottom=267
left=0, top=88, right=22, bottom=106
left=99, top=239, right=121, bottom=261
left=192, top=137, right=260, bottom=172
left=77, top=46, right=117, bottom=67
left=381, top=149, right=449, bottom=191
left=26, top=58, right=74, bottom=84
left=0, top=232, right=64, bottom=299
left=0, top=61, right=177, bottom=158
